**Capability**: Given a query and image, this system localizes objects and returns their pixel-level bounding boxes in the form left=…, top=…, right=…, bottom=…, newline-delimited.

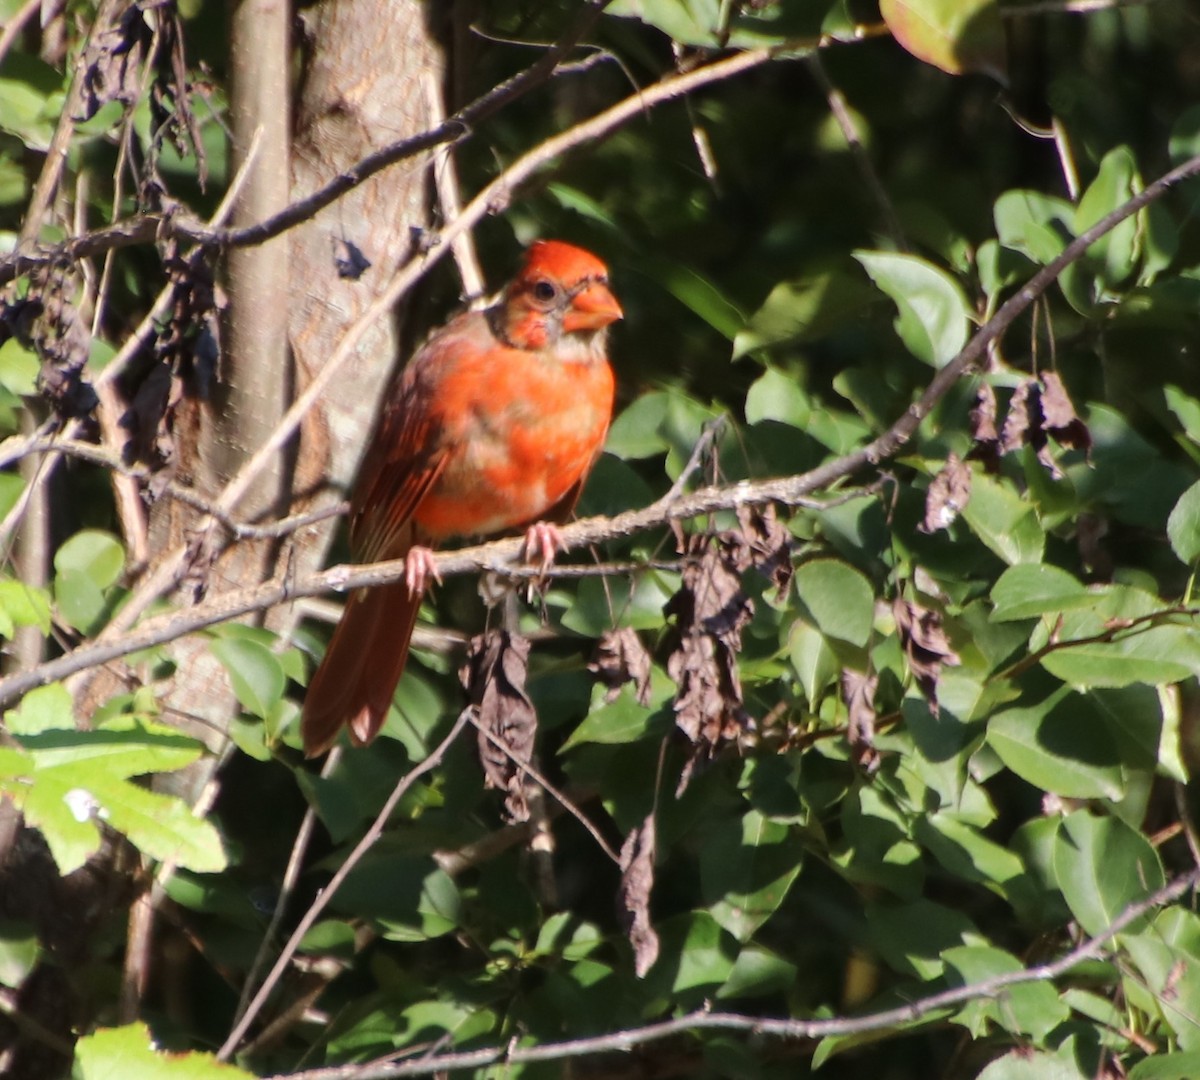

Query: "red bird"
left=301, top=240, right=622, bottom=756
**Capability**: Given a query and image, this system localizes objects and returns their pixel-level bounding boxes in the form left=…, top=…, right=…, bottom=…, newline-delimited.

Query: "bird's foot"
left=405, top=545, right=441, bottom=596
left=522, top=521, right=565, bottom=573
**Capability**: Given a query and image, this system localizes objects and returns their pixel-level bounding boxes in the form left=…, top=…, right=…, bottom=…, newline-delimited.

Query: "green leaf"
left=4, top=682, right=73, bottom=734
left=0, top=920, right=39, bottom=987
left=744, top=367, right=810, bottom=427
left=961, top=472, right=1045, bottom=565
left=1053, top=810, right=1164, bottom=937
left=561, top=683, right=671, bottom=751
left=18, top=725, right=202, bottom=777
left=1075, top=145, right=1142, bottom=291
left=5, top=763, right=102, bottom=874
left=854, top=251, right=972, bottom=367
left=1166, top=384, right=1200, bottom=448
left=987, top=688, right=1125, bottom=800
left=990, top=564, right=1092, bottom=622
left=976, top=1048, right=1088, bottom=1080
left=942, top=944, right=1069, bottom=1038
left=699, top=809, right=804, bottom=942
left=994, top=190, right=1073, bottom=265
left=56, top=566, right=109, bottom=631
left=789, top=621, right=839, bottom=705
left=606, top=392, right=670, bottom=458
left=1168, top=479, right=1200, bottom=564
left=879, top=0, right=1006, bottom=81
left=866, top=897, right=978, bottom=979
left=84, top=772, right=228, bottom=873
left=209, top=637, right=285, bottom=719
left=75, top=1022, right=255, bottom=1079
left=1130, top=1053, right=1200, bottom=1080
left=733, top=271, right=875, bottom=359
left=0, top=578, right=52, bottom=635
left=1039, top=620, right=1199, bottom=689
left=793, top=558, right=875, bottom=647
left=0, top=338, right=38, bottom=395
left=54, top=529, right=125, bottom=588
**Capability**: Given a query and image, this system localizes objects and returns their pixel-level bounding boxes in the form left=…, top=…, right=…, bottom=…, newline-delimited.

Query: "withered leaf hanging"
left=892, top=595, right=961, bottom=718
left=461, top=630, right=537, bottom=824
left=591, top=627, right=653, bottom=706
left=919, top=454, right=972, bottom=534
left=618, top=813, right=659, bottom=979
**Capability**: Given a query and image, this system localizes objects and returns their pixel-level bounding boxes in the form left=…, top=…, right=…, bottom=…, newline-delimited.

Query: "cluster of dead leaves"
left=0, top=266, right=96, bottom=423
left=922, top=372, right=1092, bottom=535
left=665, top=505, right=792, bottom=795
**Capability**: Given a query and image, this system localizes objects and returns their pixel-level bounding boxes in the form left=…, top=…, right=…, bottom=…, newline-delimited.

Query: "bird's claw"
left=522, top=521, right=564, bottom=572
left=405, top=546, right=441, bottom=597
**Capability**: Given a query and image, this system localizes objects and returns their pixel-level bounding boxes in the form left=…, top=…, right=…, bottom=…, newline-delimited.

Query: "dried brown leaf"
left=590, top=627, right=653, bottom=706
left=79, top=5, right=150, bottom=121
left=841, top=669, right=880, bottom=775
left=666, top=530, right=753, bottom=794
left=919, top=454, right=972, bottom=534
left=968, top=383, right=1002, bottom=471
left=1039, top=371, right=1092, bottom=459
left=1000, top=377, right=1038, bottom=455
left=892, top=595, right=961, bottom=717
left=461, top=631, right=537, bottom=824
left=618, top=813, right=659, bottom=979
left=736, top=503, right=794, bottom=596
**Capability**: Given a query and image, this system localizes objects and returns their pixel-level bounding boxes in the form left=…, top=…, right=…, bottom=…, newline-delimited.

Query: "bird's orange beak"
left=563, top=281, right=623, bottom=332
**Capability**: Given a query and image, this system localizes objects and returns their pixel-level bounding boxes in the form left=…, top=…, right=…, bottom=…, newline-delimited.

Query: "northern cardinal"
left=301, top=240, right=622, bottom=756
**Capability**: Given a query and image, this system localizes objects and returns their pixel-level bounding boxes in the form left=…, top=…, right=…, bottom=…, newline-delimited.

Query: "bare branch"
left=269, top=869, right=1200, bottom=1079
left=5, top=144, right=1200, bottom=704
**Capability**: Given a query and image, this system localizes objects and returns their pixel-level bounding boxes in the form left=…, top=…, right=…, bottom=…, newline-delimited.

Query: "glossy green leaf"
left=989, top=564, right=1091, bottom=622
left=560, top=682, right=671, bottom=751
left=733, top=271, right=875, bottom=359
left=961, top=473, right=1045, bottom=565
left=854, top=250, right=972, bottom=367
left=793, top=558, right=875, bottom=647
left=976, top=1048, right=1088, bottom=1080
left=699, top=809, right=804, bottom=941
left=987, top=688, right=1124, bottom=800
left=788, top=620, right=839, bottom=705
left=744, top=367, right=810, bottom=427
left=1053, top=810, right=1164, bottom=937
left=0, top=578, right=52, bottom=635
left=994, top=190, right=1072, bottom=265
left=210, top=637, right=285, bottom=719
left=1075, top=146, right=1141, bottom=290
left=1130, top=1053, right=1200, bottom=1080
left=942, top=945, right=1068, bottom=1038
left=86, top=772, right=227, bottom=872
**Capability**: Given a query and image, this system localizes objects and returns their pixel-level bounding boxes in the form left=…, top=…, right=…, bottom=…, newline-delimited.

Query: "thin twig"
left=471, top=711, right=621, bottom=865
left=0, top=1, right=617, bottom=287
left=216, top=711, right=471, bottom=1061
left=423, top=72, right=485, bottom=300
left=269, top=868, right=1200, bottom=1079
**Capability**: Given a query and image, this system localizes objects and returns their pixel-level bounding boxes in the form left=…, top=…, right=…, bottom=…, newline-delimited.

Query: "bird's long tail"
left=301, top=581, right=422, bottom=756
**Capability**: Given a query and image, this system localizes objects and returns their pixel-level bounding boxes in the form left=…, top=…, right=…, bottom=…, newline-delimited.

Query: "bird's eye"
left=531, top=279, right=559, bottom=304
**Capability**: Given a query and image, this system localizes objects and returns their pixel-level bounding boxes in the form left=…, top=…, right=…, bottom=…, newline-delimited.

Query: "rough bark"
left=147, top=0, right=440, bottom=782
